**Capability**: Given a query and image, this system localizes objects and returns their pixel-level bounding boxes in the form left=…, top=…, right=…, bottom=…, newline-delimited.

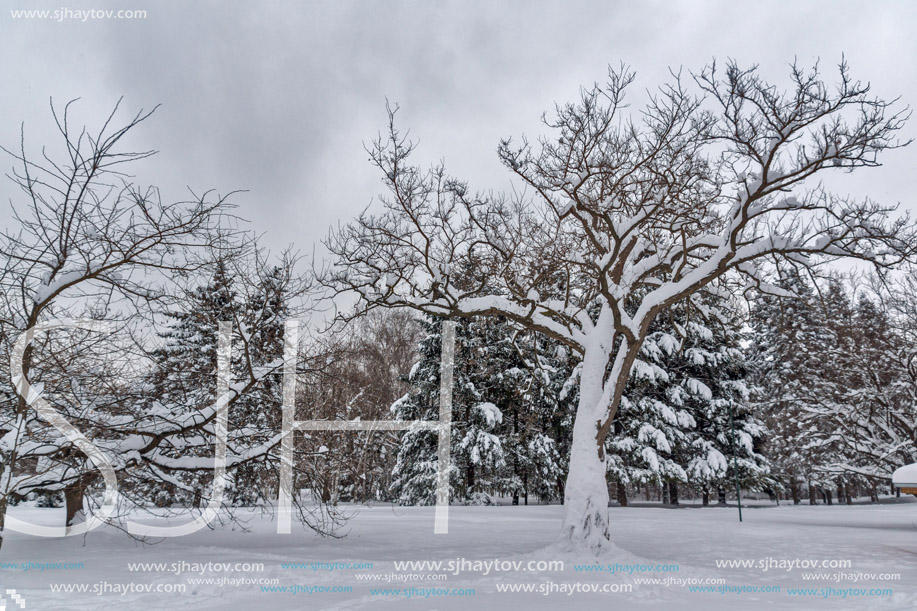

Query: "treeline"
left=6, top=260, right=916, bottom=523
left=2, top=84, right=916, bottom=551
left=86, top=262, right=911, bottom=512
left=377, top=268, right=917, bottom=507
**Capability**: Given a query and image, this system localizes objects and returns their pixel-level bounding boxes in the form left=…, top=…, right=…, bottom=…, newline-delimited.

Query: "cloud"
left=1, top=0, right=915, bottom=259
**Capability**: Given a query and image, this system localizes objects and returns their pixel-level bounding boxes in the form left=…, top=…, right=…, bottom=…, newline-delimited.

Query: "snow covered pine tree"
left=391, top=314, right=569, bottom=506
left=608, top=293, right=768, bottom=505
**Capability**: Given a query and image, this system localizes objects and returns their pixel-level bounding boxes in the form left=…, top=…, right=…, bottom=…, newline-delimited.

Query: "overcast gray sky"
left=2, top=0, right=916, bottom=263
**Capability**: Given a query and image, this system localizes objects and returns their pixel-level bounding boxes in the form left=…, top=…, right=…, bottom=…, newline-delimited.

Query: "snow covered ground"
left=2, top=498, right=915, bottom=610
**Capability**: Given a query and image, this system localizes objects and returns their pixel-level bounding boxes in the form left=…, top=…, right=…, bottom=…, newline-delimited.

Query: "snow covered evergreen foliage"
left=608, top=293, right=768, bottom=497
left=135, top=261, right=239, bottom=507
left=391, top=315, right=571, bottom=505
left=748, top=271, right=917, bottom=501
left=390, top=316, right=503, bottom=505
left=132, top=261, right=296, bottom=508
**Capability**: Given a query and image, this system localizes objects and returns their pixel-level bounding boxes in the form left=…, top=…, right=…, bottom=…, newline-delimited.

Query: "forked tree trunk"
left=559, top=330, right=650, bottom=553
left=559, top=340, right=614, bottom=555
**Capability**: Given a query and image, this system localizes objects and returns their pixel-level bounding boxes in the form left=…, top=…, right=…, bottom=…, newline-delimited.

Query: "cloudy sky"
left=2, top=0, right=916, bottom=262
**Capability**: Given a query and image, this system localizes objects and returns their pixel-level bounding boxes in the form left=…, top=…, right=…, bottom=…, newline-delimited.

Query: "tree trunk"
left=791, top=479, right=800, bottom=505
left=0, top=418, right=26, bottom=552
left=702, top=489, right=709, bottom=506
left=825, top=489, right=833, bottom=505
left=559, top=374, right=611, bottom=553
left=0, top=494, right=7, bottom=551
left=717, top=486, right=727, bottom=505
left=668, top=481, right=679, bottom=506
left=808, top=483, right=817, bottom=505
left=65, top=480, right=86, bottom=531
left=616, top=482, right=628, bottom=507
left=836, top=484, right=845, bottom=505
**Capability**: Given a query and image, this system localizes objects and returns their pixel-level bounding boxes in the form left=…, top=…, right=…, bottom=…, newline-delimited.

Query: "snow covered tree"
left=608, top=293, right=767, bottom=505
left=747, top=270, right=834, bottom=503
left=128, top=259, right=240, bottom=509
left=227, top=261, right=294, bottom=505
left=484, top=323, right=569, bottom=505
left=126, top=250, right=313, bottom=512
left=324, top=60, right=913, bottom=552
left=391, top=315, right=506, bottom=505
left=0, top=100, right=239, bottom=549
left=391, top=313, right=571, bottom=505
left=0, top=101, right=330, bottom=544
left=747, top=270, right=917, bottom=502
left=796, top=278, right=917, bottom=486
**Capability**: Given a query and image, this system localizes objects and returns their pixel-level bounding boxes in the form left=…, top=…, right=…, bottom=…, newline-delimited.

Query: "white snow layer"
left=892, top=462, right=917, bottom=486
left=2, top=499, right=915, bottom=610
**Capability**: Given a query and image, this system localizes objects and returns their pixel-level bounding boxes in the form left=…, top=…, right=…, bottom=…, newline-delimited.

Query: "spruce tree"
left=131, top=261, right=239, bottom=508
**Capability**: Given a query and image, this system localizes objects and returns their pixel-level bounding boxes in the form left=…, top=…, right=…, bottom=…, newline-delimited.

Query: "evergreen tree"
left=804, top=285, right=916, bottom=483
left=390, top=314, right=572, bottom=505
left=609, top=295, right=768, bottom=504
left=748, top=273, right=850, bottom=503
left=390, top=316, right=501, bottom=504
left=475, top=320, right=568, bottom=505
left=227, top=264, right=290, bottom=505
left=129, top=260, right=239, bottom=508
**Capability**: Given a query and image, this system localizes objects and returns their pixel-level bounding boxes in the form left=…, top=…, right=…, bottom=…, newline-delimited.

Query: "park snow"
left=1, top=498, right=915, bottom=610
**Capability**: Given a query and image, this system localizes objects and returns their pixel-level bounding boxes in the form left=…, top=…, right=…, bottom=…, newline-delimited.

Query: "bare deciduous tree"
left=0, top=100, right=240, bottom=548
